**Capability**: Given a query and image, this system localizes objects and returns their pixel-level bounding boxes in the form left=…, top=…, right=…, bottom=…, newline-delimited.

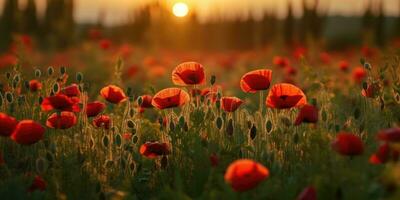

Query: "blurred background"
left=0, top=0, right=399, bottom=52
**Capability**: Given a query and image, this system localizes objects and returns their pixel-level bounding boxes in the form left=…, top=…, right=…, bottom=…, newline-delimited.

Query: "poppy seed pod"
left=216, top=117, right=223, bottom=130
left=250, top=125, right=257, bottom=140
left=35, top=69, right=41, bottom=78
left=210, top=75, right=216, bottom=85
left=226, top=119, right=234, bottom=136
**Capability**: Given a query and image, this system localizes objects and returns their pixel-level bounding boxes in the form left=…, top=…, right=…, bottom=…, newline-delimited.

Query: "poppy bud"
left=266, top=120, right=273, bottom=133
left=215, top=100, right=221, bottom=109
left=226, top=119, right=234, bottom=136
left=127, top=120, right=135, bottom=129
left=13, top=75, right=20, bottom=83
left=35, top=69, right=41, bottom=78
left=126, top=87, right=132, bottom=97
left=5, top=72, right=11, bottom=79
left=137, top=96, right=143, bottom=106
left=115, top=134, right=122, bottom=147
left=38, top=96, right=43, bottom=104
left=102, top=135, right=109, bottom=148
left=364, top=62, right=372, bottom=70
left=18, top=95, right=26, bottom=106
left=310, top=98, right=317, bottom=106
left=36, top=157, right=47, bottom=174
left=60, top=66, right=66, bottom=75
left=53, top=83, right=59, bottom=93
left=216, top=117, right=223, bottom=130
left=360, top=58, right=366, bottom=65
left=76, top=72, right=83, bottom=82
left=250, top=124, right=257, bottom=140
left=129, top=109, right=135, bottom=117
left=47, top=66, right=54, bottom=76
left=247, top=120, right=252, bottom=129
left=179, top=116, right=185, bottom=127
left=24, top=80, right=29, bottom=90
left=210, top=75, right=216, bottom=85
left=169, top=121, right=175, bottom=131
left=161, top=156, right=168, bottom=169
left=5, top=92, right=13, bottom=103
left=362, top=81, right=368, bottom=90
left=132, top=135, right=138, bottom=144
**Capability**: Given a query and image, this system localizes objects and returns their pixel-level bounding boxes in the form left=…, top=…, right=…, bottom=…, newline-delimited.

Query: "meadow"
left=0, top=33, right=399, bottom=200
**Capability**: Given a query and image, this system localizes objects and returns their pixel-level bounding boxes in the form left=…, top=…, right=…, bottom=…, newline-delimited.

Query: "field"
left=0, top=35, right=399, bottom=200
left=1, top=0, right=400, bottom=199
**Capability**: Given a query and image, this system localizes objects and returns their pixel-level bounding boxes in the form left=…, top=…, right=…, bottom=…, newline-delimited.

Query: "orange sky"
left=1, top=0, right=399, bottom=25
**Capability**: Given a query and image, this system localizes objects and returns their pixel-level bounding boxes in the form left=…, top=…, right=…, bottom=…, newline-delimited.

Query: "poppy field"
left=1, top=0, right=400, bottom=200
left=0, top=35, right=400, bottom=200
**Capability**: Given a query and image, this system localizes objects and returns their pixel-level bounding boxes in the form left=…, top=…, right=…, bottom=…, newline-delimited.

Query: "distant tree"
left=284, top=1, right=295, bottom=46
left=0, top=0, right=19, bottom=50
left=22, top=0, right=38, bottom=35
left=374, top=0, right=385, bottom=47
left=42, top=0, right=75, bottom=49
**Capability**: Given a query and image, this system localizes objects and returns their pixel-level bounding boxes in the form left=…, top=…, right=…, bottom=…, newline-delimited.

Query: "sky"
left=1, top=0, right=399, bottom=25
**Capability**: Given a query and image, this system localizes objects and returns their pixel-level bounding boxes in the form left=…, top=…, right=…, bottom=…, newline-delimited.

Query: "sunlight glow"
left=173, top=2, right=189, bottom=17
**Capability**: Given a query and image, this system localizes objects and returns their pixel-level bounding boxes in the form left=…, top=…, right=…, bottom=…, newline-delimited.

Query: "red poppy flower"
left=273, top=56, right=290, bottom=68
left=266, top=83, right=307, bottom=109
left=296, top=186, right=317, bottom=200
left=86, top=101, right=106, bottom=117
left=139, top=95, right=153, bottom=108
left=210, top=153, right=219, bottom=167
left=139, top=141, right=170, bottom=158
left=100, top=85, right=127, bottom=104
left=46, top=112, right=77, bottom=129
left=123, top=133, right=132, bottom=140
left=319, top=52, right=331, bottom=64
left=224, top=159, right=269, bottom=192
left=92, top=115, right=111, bottom=129
left=0, top=113, right=18, bottom=137
left=361, top=46, right=376, bottom=58
left=41, top=94, right=80, bottom=112
left=293, top=46, right=307, bottom=60
left=339, top=60, right=349, bottom=72
left=361, top=83, right=379, bottom=98
left=59, top=83, right=80, bottom=97
left=99, top=39, right=112, bottom=50
left=220, top=97, right=244, bottom=112
left=377, top=128, right=400, bottom=142
left=10, top=120, right=45, bottom=145
left=369, top=143, right=399, bottom=164
left=331, top=132, right=364, bottom=156
left=151, top=88, right=190, bottom=109
left=240, top=69, right=272, bottom=93
left=285, top=66, right=297, bottom=76
left=352, top=67, right=367, bottom=83
left=28, top=175, right=46, bottom=192
left=294, top=104, right=318, bottom=125
left=172, top=62, right=206, bottom=86
left=29, top=80, right=42, bottom=92
left=88, top=28, right=102, bottom=40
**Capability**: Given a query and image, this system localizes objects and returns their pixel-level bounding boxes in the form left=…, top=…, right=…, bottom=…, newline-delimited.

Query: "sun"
left=172, top=2, right=189, bottom=18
